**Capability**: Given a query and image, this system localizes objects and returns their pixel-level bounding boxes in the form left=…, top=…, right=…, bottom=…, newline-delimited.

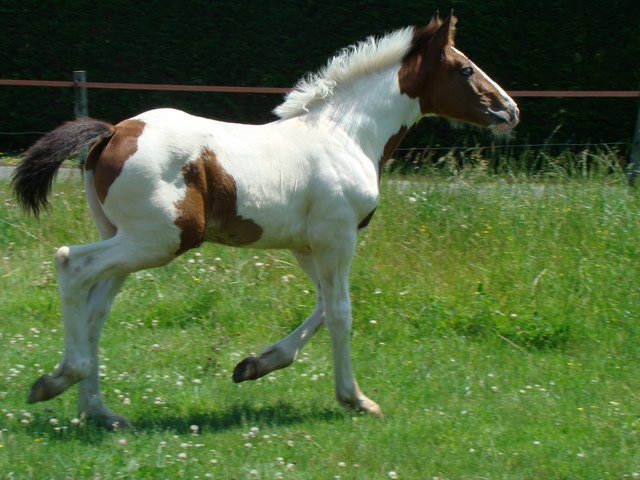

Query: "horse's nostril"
left=489, top=109, right=511, bottom=124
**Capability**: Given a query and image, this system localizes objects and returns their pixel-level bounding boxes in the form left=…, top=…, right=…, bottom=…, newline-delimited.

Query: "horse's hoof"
left=362, top=400, right=384, bottom=418
left=338, top=395, right=384, bottom=418
left=102, top=415, right=132, bottom=430
left=232, top=356, right=262, bottom=383
left=27, top=375, right=58, bottom=403
left=85, top=412, right=131, bottom=430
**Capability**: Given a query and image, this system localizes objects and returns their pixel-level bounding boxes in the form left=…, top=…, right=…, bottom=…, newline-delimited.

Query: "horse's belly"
left=204, top=212, right=308, bottom=250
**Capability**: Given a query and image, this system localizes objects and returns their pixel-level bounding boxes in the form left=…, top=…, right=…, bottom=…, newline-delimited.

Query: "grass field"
left=0, top=167, right=639, bottom=479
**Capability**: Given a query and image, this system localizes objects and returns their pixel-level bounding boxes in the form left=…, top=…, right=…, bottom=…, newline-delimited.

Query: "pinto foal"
left=13, top=13, right=518, bottom=427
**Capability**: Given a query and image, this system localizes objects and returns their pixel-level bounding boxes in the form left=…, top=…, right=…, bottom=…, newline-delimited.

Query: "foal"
left=13, top=13, right=518, bottom=427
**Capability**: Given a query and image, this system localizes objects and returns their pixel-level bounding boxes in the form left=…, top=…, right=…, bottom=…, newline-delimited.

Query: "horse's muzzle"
left=489, top=105, right=519, bottom=134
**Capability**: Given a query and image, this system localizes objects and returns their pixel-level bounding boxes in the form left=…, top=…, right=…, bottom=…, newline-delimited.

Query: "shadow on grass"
left=24, top=401, right=345, bottom=443
left=134, top=401, right=345, bottom=433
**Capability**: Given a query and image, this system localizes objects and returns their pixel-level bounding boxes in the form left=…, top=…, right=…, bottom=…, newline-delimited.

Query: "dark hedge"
left=1, top=0, right=638, bottom=153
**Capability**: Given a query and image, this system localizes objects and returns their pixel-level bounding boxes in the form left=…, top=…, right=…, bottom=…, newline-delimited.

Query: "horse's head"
left=400, top=12, right=519, bottom=134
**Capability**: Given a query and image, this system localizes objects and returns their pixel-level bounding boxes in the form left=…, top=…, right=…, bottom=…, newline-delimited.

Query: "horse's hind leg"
left=74, top=171, right=130, bottom=427
left=233, top=250, right=325, bottom=382
left=27, top=235, right=174, bottom=413
left=76, top=274, right=128, bottom=427
left=28, top=243, right=110, bottom=403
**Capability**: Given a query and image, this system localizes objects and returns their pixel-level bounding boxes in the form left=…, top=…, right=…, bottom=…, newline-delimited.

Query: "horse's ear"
left=426, top=10, right=442, bottom=30
left=428, top=13, right=458, bottom=62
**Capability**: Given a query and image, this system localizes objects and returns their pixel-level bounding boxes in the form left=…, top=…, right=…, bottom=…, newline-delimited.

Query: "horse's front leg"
left=233, top=249, right=324, bottom=382
left=312, top=228, right=382, bottom=417
left=233, top=301, right=323, bottom=382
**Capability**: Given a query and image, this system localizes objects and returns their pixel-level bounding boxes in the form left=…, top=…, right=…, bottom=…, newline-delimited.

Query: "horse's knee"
left=55, top=246, right=94, bottom=295
left=324, top=303, right=352, bottom=336
left=55, top=246, right=81, bottom=291
left=55, top=246, right=70, bottom=271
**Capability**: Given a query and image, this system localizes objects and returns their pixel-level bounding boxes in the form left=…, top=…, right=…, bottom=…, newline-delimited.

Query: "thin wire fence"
left=395, top=142, right=631, bottom=153
left=1, top=78, right=638, bottom=183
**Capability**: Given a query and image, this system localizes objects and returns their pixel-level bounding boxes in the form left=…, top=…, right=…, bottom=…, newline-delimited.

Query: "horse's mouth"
left=490, top=120, right=517, bottom=135
left=488, top=107, right=519, bottom=135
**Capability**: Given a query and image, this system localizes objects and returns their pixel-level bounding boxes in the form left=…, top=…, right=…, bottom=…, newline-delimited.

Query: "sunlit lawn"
left=1, top=172, right=639, bottom=478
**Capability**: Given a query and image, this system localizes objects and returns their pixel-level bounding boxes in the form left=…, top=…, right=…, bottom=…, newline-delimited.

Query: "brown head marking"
left=174, top=148, right=263, bottom=255
left=398, top=12, right=519, bottom=131
left=85, top=119, right=145, bottom=203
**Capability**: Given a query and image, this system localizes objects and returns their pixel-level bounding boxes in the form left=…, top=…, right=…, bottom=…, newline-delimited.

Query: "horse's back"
left=89, top=108, right=378, bottom=252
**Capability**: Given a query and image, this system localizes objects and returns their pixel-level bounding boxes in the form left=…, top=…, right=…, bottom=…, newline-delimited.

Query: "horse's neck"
left=318, top=65, right=420, bottom=169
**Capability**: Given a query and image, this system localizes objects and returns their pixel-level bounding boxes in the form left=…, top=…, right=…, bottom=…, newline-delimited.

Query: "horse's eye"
left=461, top=66, right=474, bottom=78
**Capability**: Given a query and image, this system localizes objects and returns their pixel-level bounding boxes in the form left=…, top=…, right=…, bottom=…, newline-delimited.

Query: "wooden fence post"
left=73, top=71, right=89, bottom=165
left=628, top=102, right=640, bottom=187
left=73, top=70, right=88, bottom=118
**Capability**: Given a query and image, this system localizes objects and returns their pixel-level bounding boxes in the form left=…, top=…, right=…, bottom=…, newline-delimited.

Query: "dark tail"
left=11, top=118, right=114, bottom=217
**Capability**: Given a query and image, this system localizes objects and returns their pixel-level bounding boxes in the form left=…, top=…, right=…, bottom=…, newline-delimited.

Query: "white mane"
left=273, top=27, right=415, bottom=119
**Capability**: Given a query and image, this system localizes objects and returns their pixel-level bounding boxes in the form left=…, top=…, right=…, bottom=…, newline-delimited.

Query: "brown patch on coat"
left=359, top=125, right=409, bottom=230
left=174, top=148, right=263, bottom=255
left=358, top=208, right=377, bottom=230
left=380, top=126, right=408, bottom=173
left=85, top=119, right=145, bottom=203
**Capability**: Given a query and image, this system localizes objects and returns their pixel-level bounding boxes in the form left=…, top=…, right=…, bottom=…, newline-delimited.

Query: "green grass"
left=1, top=168, right=639, bottom=479
left=388, top=143, right=629, bottom=181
